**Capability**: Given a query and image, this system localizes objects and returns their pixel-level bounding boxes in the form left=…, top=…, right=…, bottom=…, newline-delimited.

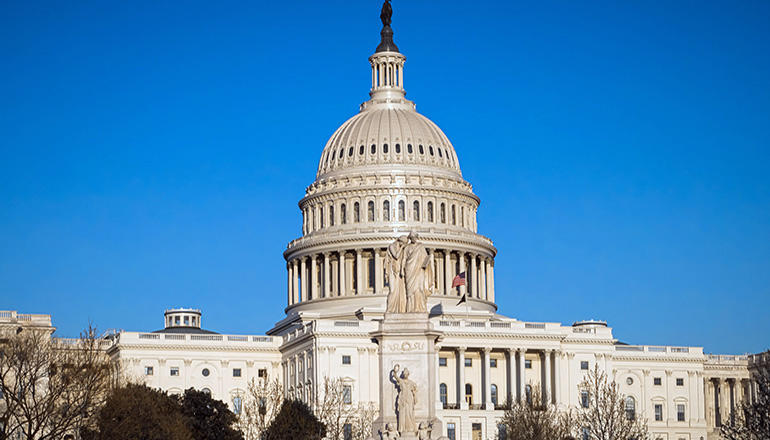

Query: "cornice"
left=113, top=343, right=281, bottom=353
left=612, top=355, right=706, bottom=363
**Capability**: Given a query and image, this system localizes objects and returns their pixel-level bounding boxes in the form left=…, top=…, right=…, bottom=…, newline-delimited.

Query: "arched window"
left=440, top=203, right=446, bottom=223
left=341, top=203, right=347, bottom=224
left=465, top=383, right=473, bottom=405
left=461, top=206, right=464, bottom=227
left=427, top=201, right=434, bottom=222
left=329, top=205, right=335, bottom=226
left=491, top=384, right=498, bottom=406
left=413, top=201, right=420, bottom=221
left=526, top=385, right=533, bottom=405
left=354, top=202, right=360, bottom=223
left=383, top=200, right=390, bottom=221
left=580, top=390, right=589, bottom=408
left=451, top=205, right=456, bottom=225
left=320, top=207, right=324, bottom=228
left=202, top=388, right=212, bottom=396
left=625, top=396, right=636, bottom=420
left=232, top=396, right=242, bottom=415
left=368, top=201, right=375, bottom=222
left=398, top=200, right=405, bottom=221
left=440, top=383, right=448, bottom=407
left=312, top=209, right=316, bottom=231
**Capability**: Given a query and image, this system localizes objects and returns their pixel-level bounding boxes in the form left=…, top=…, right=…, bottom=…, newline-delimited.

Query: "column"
left=310, top=255, right=318, bottom=300
left=323, top=252, right=330, bottom=298
left=483, top=347, right=492, bottom=409
left=480, top=258, right=487, bottom=301
left=507, top=349, right=516, bottom=403
left=458, top=252, right=467, bottom=297
left=470, top=254, right=477, bottom=298
left=553, top=350, right=562, bottom=406
left=338, top=251, right=346, bottom=296
left=518, top=349, right=526, bottom=403
left=292, top=260, right=299, bottom=304
left=543, top=350, right=552, bottom=405
left=355, top=249, right=363, bottom=295
left=300, top=257, right=307, bottom=302
left=697, top=373, right=705, bottom=422
left=374, top=248, right=382, bottom=295
left=435, top=346, right=443, bottom=410
left=428, top=248, right=435, bottom=294
left=714, top=378, right=722, bottom=427
left=457, top=347, right=467, bottom=409
left=728, top=379, right=735, bottom=424
left=488, top=261, right=495, bottom=302
left=287, top=262, right=293, bottom=305
left=444, top=250, right=452, bottom=296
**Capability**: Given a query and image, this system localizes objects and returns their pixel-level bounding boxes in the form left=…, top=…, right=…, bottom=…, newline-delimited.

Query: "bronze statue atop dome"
left=380, top=0, right=393, bottom=27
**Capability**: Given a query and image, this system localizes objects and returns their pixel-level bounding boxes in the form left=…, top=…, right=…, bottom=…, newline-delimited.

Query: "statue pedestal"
left=371, top=313, right=443, bottom=439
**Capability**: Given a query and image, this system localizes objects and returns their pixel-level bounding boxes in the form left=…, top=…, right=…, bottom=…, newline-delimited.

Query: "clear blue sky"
left=1, top=1, right=768, bottom=354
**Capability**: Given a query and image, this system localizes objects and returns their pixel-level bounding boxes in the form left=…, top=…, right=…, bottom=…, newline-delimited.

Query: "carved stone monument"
left=372, top=233, right=442, bottom=439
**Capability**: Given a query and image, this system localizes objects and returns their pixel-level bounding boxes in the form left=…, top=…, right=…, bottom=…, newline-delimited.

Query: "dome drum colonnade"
left=284, top=18, right=497, bottom=315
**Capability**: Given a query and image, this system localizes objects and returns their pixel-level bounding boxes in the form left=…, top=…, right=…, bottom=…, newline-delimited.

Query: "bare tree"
left=314, top=376, right=378, bottom=440
left=577, top=365, right=649, bottom=440
left=0, top=325, right=114, bottom=440
left=236, top=375, right=283, bottom=440
left=720, top=351, right=770, bottom=440
left=499, top=384, right=577, bottom=440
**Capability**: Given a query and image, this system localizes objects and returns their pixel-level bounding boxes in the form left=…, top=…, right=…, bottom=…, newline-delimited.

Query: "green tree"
left=179, top=388, right=243, bottom=440
left=262, top=399, right=325, bottom=440
left=81, top=383, right=191, bottom=440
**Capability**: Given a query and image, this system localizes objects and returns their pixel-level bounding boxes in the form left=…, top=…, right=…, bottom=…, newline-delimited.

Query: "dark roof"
left=152, top=327, right=219, bottom=335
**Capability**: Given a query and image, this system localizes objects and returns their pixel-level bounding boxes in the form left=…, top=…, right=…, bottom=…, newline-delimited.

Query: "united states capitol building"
left=7, top=3, right=765, bottom=440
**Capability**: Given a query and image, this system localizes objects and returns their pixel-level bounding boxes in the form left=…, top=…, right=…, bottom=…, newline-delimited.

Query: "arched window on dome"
left=625, top=396, right=636, bottom=421
left=407, top=144, right=413, bottom=154
left=383, top=143, right=389, bottom=154
left=329, top=205, right=335, bottom=226
left=354, top=202, right=360, bottom=223
left=413, top=201, right=420, bottom=221
left=395, top=143, right=401, bottom=154
left=398, top=201, right=405, bottom=221
left=320, top=207, right=325, bottom=228
left=341, top=203, right=347, bottom=224
left=367, top=201, right=375, bottom=222
left=312, top=209, right=316, bottom=231
left=427, top=201, right=434, bottom=222
left=383, top=200, right=390, bottom=221
left=440, top=203, right=446, bottom=224
left=451, top=205, right=456, bottom=226
left=460, top=207, right=464, bottom=228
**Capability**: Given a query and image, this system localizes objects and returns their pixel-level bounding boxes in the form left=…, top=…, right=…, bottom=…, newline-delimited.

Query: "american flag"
left=451, top=272, right=466, bottom=287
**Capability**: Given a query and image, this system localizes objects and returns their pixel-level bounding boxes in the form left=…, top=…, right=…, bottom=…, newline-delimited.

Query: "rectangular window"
left=258, top=368, right=267, bottom=378
left=464, top=358, right=472, bottom=367
left=490, top=358, right=497, bottom=368
left=525, top=359, right=532, bottom=369
left=676, top=378, right=684, bottom=386
left=233, top=368, right=242, bottom=377
left=439, top=357, right=447, bottom=367
left=343, top=424, right=352, bottom=440
left=581, top=391, right=589, bottom=408
left=170, top=367, right=179, bottom=376
left=184, top=316, right=189, bottom=325
left=447, top=423, right=456, bottom=440
left=342, top=355, right=351, bottom=365
left=654, top=404, right=663, bottom=421
left=580, top=361, right=589, bottom=370
left=145, top=366, right=154, bottom=376
left=677, top=404, right=685, bottom=421
left=343, top=385, right=352, bottom=404
left=582, top=427, right=590, bottom=440
left=654, top=377, right=662, bottom=386
left=233, top=397, right=242, bottom=415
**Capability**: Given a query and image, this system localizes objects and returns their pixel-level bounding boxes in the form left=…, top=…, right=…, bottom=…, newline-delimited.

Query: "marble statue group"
left=385, top=232, right=435, bottom=314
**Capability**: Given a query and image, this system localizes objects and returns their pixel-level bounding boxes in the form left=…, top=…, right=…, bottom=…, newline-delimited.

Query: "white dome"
left=316, top=106, right=463, bottom=180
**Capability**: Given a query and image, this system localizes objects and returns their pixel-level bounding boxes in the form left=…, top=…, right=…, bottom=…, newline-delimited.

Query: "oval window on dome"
left=438, top=148, right=443, bottom=158
left=371, top=144, right=376, bottom=154
left=395, top=143, right=401, bottom=153
left=328, top=150, right=335, bottom=162
left=407, top=144, right=413, bottom=154
left=359, top=145, right=364, bottom=156
left=339, top=148, right=344, bottom=159
left=348, top=147, right=353, bottom=157
left=383, top=143, right=389, bottom=153
left=419, top=144, right=424, bottom=155
left=429, top=146, right=434, bottom=156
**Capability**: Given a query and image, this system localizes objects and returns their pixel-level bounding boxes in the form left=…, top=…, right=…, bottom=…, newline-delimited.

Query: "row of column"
left=286, top=248, right=495, bottom=306
left=440, top=347, right=560, bottom=410
left=709, top=377, right=751, bottom=428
